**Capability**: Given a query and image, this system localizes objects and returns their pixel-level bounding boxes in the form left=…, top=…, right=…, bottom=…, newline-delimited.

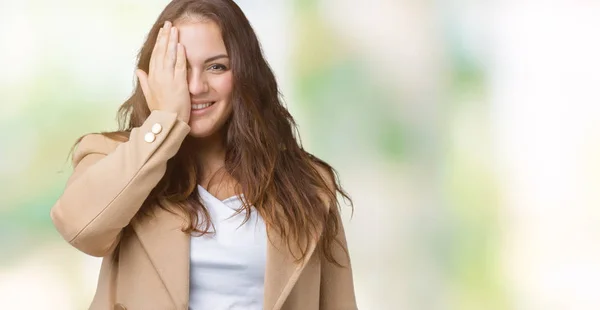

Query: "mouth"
left=191, top=101, right=216, bottom=110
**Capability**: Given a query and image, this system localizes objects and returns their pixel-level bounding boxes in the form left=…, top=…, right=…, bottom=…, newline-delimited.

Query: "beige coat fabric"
left=50, top=110, right=357, bottom=310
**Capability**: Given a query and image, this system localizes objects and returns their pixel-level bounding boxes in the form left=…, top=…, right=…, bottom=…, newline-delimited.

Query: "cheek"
left=211, top=72, right=233, bottom=98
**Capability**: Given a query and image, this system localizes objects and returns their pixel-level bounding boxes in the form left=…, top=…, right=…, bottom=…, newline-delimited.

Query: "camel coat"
left=50, top=110, right=357, bottom=310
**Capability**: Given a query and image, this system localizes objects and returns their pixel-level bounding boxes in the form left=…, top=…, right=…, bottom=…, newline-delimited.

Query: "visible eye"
left=208, top=64, right=228, bottom=72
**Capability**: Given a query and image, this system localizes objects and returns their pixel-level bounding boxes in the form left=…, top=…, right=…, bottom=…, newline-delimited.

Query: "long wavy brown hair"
left=74, top=0, right=352, bottom=265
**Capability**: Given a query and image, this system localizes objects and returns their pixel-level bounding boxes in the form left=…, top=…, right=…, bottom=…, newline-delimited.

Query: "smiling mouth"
left=191, top=102, right=215, bottom=110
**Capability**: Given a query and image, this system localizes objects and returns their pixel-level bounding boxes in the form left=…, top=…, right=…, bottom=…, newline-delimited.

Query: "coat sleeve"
left=319, top=206, right=358, bottom=310
left=50, top=110, right=190, bottom=257
left=313, top=163, right=358, bottom=309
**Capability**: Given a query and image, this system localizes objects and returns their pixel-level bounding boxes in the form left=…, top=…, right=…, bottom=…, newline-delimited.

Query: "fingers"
left=150, top=21, right=172, bottom=74
left=165, top=26, right=178, bottom=71
left=149, top=28, right=162, bottom=74
left=175, top=43, right=187, bottom=80
left=158, top=21, right=172, bottom=59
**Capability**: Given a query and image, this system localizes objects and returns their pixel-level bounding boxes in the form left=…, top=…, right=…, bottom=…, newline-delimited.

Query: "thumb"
left=135, top=69, right=150, bottom=100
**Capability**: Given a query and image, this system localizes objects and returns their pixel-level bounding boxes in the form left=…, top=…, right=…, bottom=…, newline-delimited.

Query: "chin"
left=188, top=125, right=218, bottom=138
left=187, top=119, right=227, bottom=138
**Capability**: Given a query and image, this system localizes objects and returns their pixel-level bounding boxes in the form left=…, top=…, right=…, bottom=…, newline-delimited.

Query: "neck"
left=192, top=132, right=238, bottom=197
left=193, top=132, right=227, bottom=183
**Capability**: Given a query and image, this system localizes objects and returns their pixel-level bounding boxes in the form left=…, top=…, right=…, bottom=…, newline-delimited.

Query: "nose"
left=188, top=70, right=209, bottom=96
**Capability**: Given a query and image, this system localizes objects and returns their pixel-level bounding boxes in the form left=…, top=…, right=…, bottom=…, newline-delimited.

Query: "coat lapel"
left=263, top=212, right=324, bottom=310
left=263, top=229, right=319, bottom=310
left=132, top=202, right=323, bottom=310
left=132, top=206, right=190, bottom=308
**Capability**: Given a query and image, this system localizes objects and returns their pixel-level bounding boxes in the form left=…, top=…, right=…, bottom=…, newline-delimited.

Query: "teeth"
left=192, top=102, right=215, bottom=110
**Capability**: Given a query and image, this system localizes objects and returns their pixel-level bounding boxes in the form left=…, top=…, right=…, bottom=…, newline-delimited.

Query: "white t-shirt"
left=188, top=185, right=267, bottom=310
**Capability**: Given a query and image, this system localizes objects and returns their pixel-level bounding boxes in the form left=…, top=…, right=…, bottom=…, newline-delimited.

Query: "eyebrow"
left=204, top=54, right=229, bottom=64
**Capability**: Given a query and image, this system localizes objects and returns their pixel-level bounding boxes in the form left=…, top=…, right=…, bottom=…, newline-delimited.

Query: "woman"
left=50, top=0, right=356, bottom=309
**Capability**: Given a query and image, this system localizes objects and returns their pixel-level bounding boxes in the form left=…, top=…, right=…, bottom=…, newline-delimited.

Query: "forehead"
left=174, top=20, right=227, bottom=62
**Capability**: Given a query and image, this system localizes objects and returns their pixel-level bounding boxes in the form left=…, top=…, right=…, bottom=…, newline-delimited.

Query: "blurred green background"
left=2, top=1, right=600, bottom=309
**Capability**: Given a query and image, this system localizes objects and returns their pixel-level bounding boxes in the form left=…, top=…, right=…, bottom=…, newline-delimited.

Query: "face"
left=175, top=18, right=233, bottom=138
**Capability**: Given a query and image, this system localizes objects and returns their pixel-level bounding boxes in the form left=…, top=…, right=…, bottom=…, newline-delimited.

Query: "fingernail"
left=164, top=20, right=170, bottom=27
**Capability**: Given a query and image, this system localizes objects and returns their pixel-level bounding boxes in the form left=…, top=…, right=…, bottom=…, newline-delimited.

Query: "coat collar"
left=131, top=204, right=322, bottom=310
